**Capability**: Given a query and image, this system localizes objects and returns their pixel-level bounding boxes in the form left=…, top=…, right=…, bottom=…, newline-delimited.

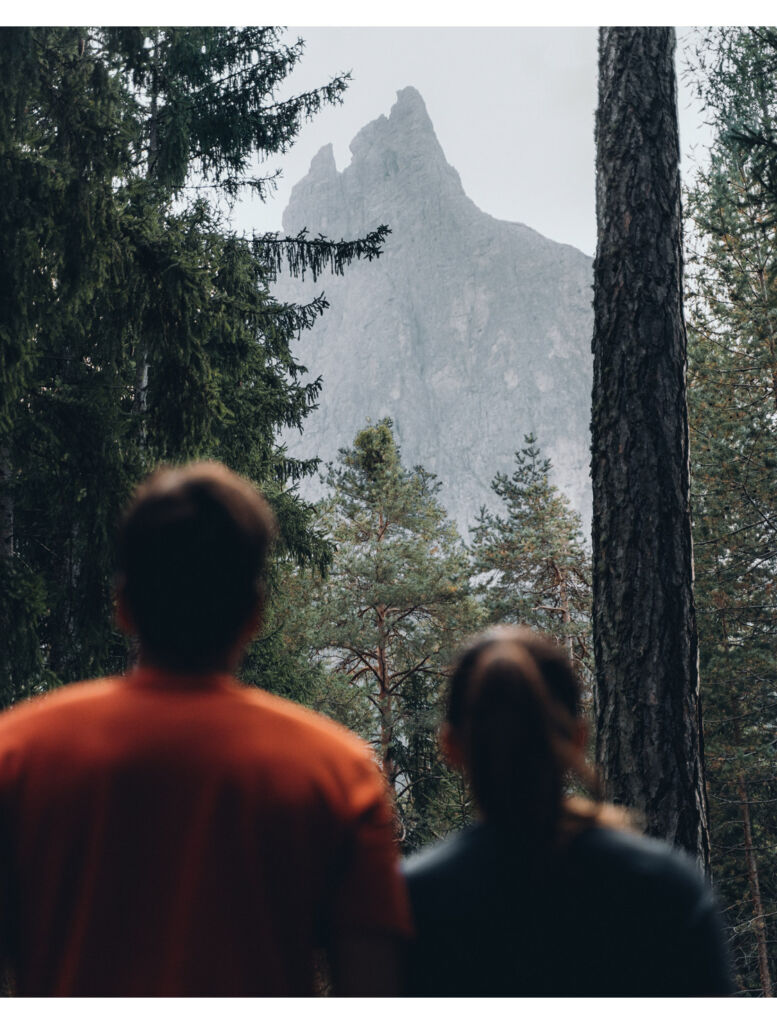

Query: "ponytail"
left=464, top=645, right=565, bottom=845
left=447, top=626, right=628, bottom=853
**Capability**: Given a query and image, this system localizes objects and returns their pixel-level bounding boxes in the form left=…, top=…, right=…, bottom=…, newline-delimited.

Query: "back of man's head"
left=117, top=462, right=277, bottom=672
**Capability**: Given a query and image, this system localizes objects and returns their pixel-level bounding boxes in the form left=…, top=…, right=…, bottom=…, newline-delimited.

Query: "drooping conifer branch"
left=253, top=226, right=391, bottom=282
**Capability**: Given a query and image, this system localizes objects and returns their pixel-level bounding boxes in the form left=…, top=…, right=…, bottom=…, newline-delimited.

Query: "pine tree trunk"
left=134, top=30, right=159, bottom=425
left=47, top=342, right=81, bottom=681
left=733, top=719, right=774, bottom=996
left=556, top=564, right=574, bottom=661
left=376, top=604, right=396, bottom=788
left=592, top=27, right=710, bottom=868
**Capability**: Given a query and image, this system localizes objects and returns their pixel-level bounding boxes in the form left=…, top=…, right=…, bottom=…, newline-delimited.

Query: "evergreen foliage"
left=690, top=28, right=777, bottom=213
left=470, top=435, right=591, bottom=681
left=285, top=420, right=479, bottom=849
left=0, top=27, right=389, bottom=701
left=686, top=26, right=777, bottom=996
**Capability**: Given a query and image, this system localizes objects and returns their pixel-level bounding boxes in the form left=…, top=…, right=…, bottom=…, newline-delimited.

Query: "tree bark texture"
left=592, top=27, right=710, bottom=868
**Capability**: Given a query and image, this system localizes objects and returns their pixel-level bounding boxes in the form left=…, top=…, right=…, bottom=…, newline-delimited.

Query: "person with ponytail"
left=402, top=626, right=733, bottom=996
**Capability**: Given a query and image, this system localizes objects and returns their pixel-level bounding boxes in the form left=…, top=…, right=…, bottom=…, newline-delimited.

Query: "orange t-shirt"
left=0, top=669, right=411, bottom=995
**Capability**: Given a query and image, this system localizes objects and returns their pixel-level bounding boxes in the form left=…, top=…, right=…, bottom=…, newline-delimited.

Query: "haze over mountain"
left=274, top=86, right=594, bottom=537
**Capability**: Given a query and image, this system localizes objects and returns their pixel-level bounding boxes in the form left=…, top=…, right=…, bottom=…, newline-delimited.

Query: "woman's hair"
left=447, top=625, right=627, bottom=850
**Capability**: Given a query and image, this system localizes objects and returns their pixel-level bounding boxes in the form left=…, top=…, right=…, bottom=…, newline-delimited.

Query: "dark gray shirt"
left=402, top=822, right=733, bottom=996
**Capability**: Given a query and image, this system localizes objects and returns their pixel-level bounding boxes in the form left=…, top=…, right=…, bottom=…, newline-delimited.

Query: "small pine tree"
left=286, top=420, right=480, bottom=849
left=470, top=434, right=591, bottom=679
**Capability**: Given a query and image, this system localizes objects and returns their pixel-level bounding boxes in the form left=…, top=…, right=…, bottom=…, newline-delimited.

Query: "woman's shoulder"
left=403, top=824, right=489, bottom=878
left=403, top=820, right=712, bottom=904
left=560, top=822, right=722, bottom=936
left=401, top=822, right=550, bottom=929
left=402, top=824, right=509, bottom=906
left=570, top=824, right=708, bottom=892
left=402, top=821, right=731, bottom=996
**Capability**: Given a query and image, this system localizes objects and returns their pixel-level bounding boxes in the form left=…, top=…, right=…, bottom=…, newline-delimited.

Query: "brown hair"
left=117, top=462, right=277, bottom=672
left=447, top=625, right=628, bottom=851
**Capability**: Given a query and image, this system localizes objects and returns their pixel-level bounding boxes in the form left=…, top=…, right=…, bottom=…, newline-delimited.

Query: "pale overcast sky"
left=231, top=27, right=714, bottom=258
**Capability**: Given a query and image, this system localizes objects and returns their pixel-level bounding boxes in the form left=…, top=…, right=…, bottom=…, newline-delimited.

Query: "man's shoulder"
left=236, top=690, right=390, bottom=819
left=0, top=677, right=384, bottom=813
left=238, top=685, right=374, bottom=764
left=0, top=678, right=121, bottom=735
left=0, top=679, right=123, bottom=787
left=0, top=676, right=373, bottom=771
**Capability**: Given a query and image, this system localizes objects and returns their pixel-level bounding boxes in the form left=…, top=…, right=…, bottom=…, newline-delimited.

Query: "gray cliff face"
left=275, top=86, right=593, bottom=537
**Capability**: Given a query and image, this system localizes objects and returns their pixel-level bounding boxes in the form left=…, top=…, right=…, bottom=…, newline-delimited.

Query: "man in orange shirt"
left=0, top=463, right=411, bottom=995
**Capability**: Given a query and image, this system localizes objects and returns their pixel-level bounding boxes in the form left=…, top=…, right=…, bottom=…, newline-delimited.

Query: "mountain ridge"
left=274, top=86, right=594, bottom=537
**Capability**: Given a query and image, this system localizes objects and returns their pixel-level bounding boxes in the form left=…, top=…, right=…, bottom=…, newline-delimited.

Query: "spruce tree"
left=285, top=420, right=479, bottom=849
left=0, top=28, right=135, bottom=699
left=0, top=28, right=390, bottom=700
left=470, top=434, right=591, bottom=680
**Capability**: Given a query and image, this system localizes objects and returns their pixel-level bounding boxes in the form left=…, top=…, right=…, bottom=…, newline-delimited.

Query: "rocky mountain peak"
left=306, top=141, right=337, bottom=180
left=349, top=86, right=441, bottom=161
left=275, top=88, right=593, bottom=536
left=393, top=84, right=431, bottom=118
left=284, top=86, right=464, bottom=237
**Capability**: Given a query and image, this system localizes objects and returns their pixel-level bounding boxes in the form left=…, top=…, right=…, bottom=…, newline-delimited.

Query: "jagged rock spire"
left=275, top=87, right=594, bottom=536
left=284, top=86, right=464, bottom=236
